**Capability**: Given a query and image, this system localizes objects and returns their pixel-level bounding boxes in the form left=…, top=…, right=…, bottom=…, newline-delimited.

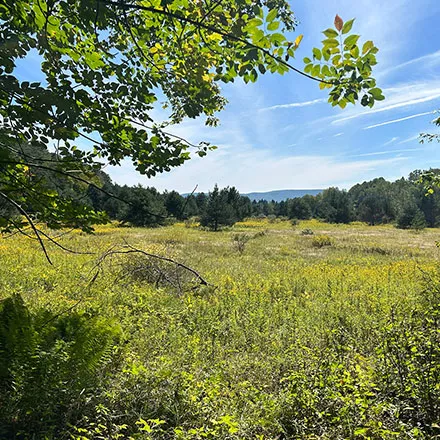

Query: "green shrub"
left=363, top=245, right=392, bottom=255
left=300, top=228, right=314, bottom=235
left=311, top=234, right=333, bottom=248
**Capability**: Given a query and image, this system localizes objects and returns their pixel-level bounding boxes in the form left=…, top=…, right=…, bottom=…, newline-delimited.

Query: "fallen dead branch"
left=90, top=242, right=211, bottom=294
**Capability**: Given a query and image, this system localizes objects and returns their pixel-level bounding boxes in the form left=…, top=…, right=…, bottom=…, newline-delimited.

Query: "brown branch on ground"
left=91, top=241, right=211, bottom=294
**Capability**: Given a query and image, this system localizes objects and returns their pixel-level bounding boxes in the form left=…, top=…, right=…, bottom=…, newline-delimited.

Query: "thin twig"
left=121, top=7, right=178, bottom=78
left=1, top=85, right=204, bottom=165
left=0, top=159, right=166, bottom=219
left=0, top=190, right=52, bottom=264
left=179, top=184, right=198, bottom=218
left=36, top=227, right=95, bottom=255
left=126, top=117, right=202, bottom=149
left=200, top=0, right=223, bottom=22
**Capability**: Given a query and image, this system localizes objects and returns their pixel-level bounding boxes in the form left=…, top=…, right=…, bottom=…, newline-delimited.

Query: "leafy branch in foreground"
left=412, top=111, right=440, bottom=194
left=420, top=110, right=440, bottom=144
left=305, top=15, right=384, bottom=108
left=0, top=1, right=382, bottom=258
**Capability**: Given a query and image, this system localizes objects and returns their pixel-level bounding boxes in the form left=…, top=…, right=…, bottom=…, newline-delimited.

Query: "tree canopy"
left=0, top=0, right=383, bottom=255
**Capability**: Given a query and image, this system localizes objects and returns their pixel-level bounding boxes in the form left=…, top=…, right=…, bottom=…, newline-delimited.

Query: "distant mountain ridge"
left=182, top=189, right=323, bottom=202
left=243, top=189, right=323, bottom=202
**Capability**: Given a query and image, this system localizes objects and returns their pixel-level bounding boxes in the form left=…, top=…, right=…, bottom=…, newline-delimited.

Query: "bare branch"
left=179, top=184, right=198, bottom=218
left=0, top=190, right=52, bottom=264
left=124, top=117, right=203, bottom=149
left=201, top=0, right=224, bottom=21
left=92, top=242, right=210, bottom=290
left=35, top=227, right=95, bottom=255
left=0, top=159, right=166, bottom=219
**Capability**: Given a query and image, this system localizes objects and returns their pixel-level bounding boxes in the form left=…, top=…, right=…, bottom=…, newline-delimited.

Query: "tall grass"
left=0, top=219, right=439, bottom=438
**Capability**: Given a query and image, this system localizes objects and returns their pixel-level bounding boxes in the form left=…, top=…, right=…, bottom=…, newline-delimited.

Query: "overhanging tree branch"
left=0, top=159, right=167, bottom=219
left=98, top=0, right=337, bottom=85
left=0, top=190, right=53, bottom=264
left=0, top=85, right=207, bottom=153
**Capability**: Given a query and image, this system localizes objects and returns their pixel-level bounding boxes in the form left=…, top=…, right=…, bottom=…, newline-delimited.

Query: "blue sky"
left=18, top=0, right=440, bottom=193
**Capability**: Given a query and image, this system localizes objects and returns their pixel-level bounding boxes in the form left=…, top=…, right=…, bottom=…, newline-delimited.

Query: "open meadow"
left=3, top=0, right=440, bottom=438
left=1, top=219, right=439, bottom=439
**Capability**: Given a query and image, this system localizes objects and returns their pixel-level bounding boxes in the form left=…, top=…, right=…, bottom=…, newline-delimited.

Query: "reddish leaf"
left=334, top=14, right=343, bottom=32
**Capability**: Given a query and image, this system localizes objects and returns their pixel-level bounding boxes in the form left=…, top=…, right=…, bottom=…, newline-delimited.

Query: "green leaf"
left=304, top=64, right=313, bottom=74
left=312, top=48, right=322, bottom=60
left=84, top=52, right=104, bottom=70
left=323, top=28, right=339, bottom=38
left=350, top=45, right=359, bottom=58
left=247, top=17, right=263, bottom=28
left=269, top=33, right=285, bottom=44
left=266, top=9, right=277, bottom=23
left=322, top=38, right=339, bottom=48
left=267, top=21, right=280, bottom=31
left=342, top=18, right=355, bottom=34
left=370, top=87, right=385, bottom=100
left=339, top=98, right=347, bottom=108
left=251, top=29, right=265, bottom=43
left=344, top=34, right=360, bottom=48
left=311, top=64, right=321, bottom=77
left=322, top=65, right=331, bottom=76
left=243, top=48, right=258, bottom=61
left=362, top=40, right=374, bottom=54
left=332, top=55, right=341, bottom=66
left=361, top=94, right=370, bottom=106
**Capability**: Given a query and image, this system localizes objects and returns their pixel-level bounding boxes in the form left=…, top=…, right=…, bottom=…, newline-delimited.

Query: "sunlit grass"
left=1, top=218, right=439, bottom=438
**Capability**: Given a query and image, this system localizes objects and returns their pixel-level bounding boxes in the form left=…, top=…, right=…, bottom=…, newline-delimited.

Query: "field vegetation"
left=1, top=219, right=439, bottom=438
left=2, top=2, right=439, bottom=438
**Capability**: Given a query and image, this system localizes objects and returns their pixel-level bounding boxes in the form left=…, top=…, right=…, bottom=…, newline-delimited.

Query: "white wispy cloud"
left=333, top=132, right=344, bottom=137
left=398, top=134, right=421, bottom=144
left=383, top=136, right=399, bottom=146
left=349, top=148, right=420, bottom=157
left=363, top=111, right=434, bottom=130
left=132, top=140, right=410, bottom=192
left=379, top=49, right=440, bottom=78
left=259, top=98, right=325, bottom=112
left=331, top=81, right=440, bottom=126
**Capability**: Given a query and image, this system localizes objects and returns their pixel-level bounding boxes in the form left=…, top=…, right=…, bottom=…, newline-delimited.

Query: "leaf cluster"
left=304, top=16, right=384, bottom=108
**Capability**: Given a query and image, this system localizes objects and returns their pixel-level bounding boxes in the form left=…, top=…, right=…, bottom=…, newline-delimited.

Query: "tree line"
left=2, top=161, right=438, bottom=230
left=82, top=169, right=440, bottom=230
